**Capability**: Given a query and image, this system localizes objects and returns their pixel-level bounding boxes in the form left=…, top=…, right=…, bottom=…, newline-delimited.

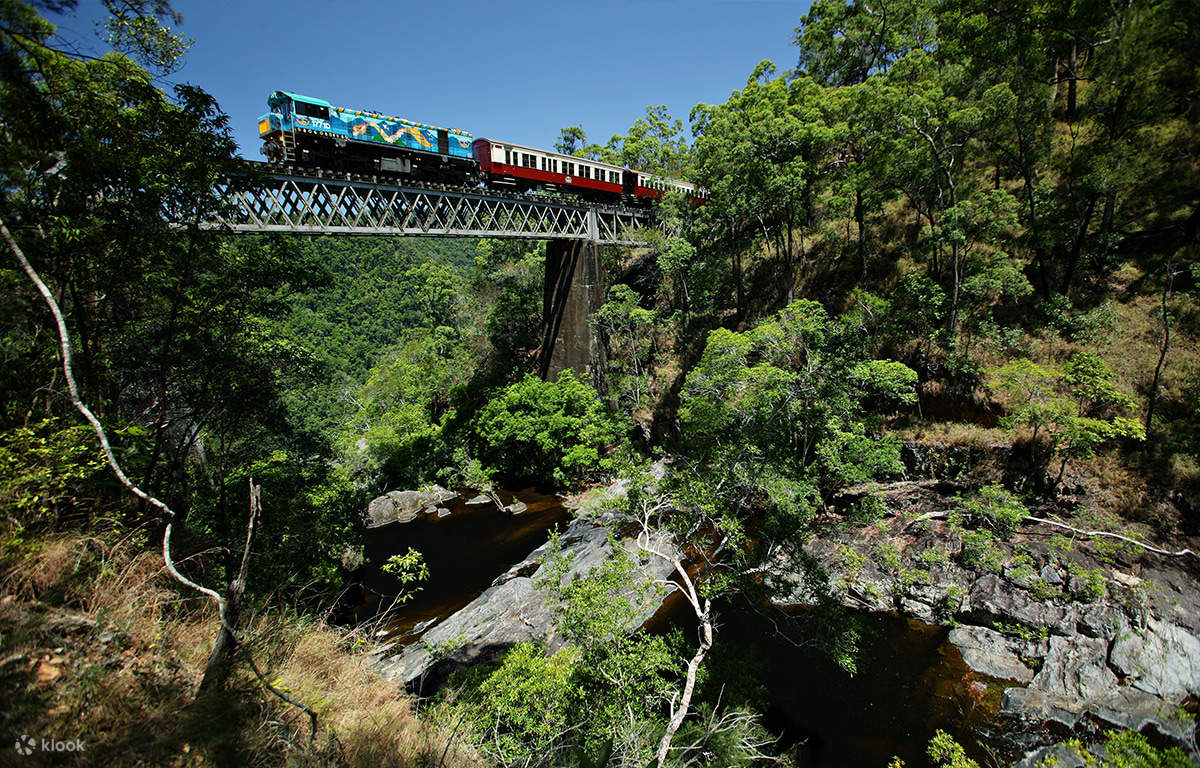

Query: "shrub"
left=472, top=371, right=621, bottom=486
left=960, top=484, right=1027, bottom=537
left=463, top=643, right=581, bottom=767
left=0, top=419, right=113, bottom=530
left=960, top=530, right=1005, bottom=574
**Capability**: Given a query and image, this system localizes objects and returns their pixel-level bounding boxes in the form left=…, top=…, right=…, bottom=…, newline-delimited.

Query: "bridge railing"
left=206, top=168, right=658, bottom=245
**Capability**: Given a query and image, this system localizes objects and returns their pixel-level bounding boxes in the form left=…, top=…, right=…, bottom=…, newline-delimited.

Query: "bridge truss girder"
left=210, top=171, right=656, bottom=245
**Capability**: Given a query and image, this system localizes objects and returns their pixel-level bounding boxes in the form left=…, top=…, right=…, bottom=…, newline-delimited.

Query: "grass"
left=0, top=532, right=483, bottom=768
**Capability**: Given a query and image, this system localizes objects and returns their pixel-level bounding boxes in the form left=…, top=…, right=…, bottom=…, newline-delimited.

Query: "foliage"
left=464, top=642, right=581, bottom=767
left=926, top=729, right=980, bottom=768
left=592, top=283, right=661, bottom=411
left=560, top=105, right=691, bottom=177
left=453, top=542, right=682, bottom=768
left=1046, top=730, right=1198, bottom=768
left=471, top=371, right=621, bottom=487
left=991, top=354, right=1145, bottom=483
left=0, top=419, right=113, bottom=526
left=0, top=0, right=372, bottom=598
left=959, top=530, right=1005, bottom=575
left=959, top=484, right=1027, bottom=537
left=341, top=327, right=477, bottom=487
left=679, top=299, right=916, bottom=516
left=381, top=547, right=429, bottom=604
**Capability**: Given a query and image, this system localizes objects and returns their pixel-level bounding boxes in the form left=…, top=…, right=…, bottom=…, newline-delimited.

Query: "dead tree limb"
left=633, top=500, right=715, bottom=767
left=901, top=507, right=1196, bottom=559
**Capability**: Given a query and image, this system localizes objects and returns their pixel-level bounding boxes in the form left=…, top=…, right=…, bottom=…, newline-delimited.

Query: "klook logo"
left=13, top=734, right=85, bottom=755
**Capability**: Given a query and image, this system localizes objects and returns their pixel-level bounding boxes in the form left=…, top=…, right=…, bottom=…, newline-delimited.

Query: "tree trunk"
left=730, top=222, right=743, bottom=321
left=855, top=187, right=867, bottom=278
left=655, top=598, right=712, bottom=766
left=1145, top=260, right=1175, bottom=436
left=785, top=205, right=794, bottom=304
left=1060, top=196, right=1097, bottom=295
left=1067, top=39, right=1078, bottom=121
left=199, top=479, right=261, bottom=692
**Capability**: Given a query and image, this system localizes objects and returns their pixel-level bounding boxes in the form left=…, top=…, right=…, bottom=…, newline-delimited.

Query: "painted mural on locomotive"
left=259, top=91, right=472, bottom=160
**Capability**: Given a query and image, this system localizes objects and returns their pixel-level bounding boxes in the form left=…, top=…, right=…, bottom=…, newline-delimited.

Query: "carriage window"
left=565, top=162, right=574, bottom=176
left=504, top=149, right=512, bottom=165
left=552, top=159, right=558, bottom=173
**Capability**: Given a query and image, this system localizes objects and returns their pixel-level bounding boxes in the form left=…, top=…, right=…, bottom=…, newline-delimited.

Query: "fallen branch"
left=901, top=507, right=1196, bottom=560
left=1023, top=516, right=1196, bottom=559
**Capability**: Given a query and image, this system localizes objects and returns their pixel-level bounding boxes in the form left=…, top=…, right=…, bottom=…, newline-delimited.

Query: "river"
left=360, top=490, right=1004, bottom=767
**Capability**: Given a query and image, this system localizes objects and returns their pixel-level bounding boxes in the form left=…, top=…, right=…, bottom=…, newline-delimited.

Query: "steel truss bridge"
left=209, top=164, right=657, bottom=245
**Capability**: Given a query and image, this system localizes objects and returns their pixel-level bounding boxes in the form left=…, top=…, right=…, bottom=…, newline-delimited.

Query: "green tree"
left=991, top=353, right=1145, bottom=486
left=605, top=104, right=691, bottom=177
left=592, top=283, right=660, bottom=411
left=342, top=327, right=476, bottom=486
left=795, top=0, right=936, bottom=86
left=604, top=300, right=916, bottom=760
left=471, top=370, right=620, bottom=487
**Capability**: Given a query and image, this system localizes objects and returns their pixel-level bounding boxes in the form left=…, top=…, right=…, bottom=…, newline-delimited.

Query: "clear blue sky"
left=53, top=0, right=811, bottom=160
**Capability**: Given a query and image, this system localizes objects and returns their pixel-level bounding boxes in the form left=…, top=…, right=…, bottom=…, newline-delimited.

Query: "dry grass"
left=896, top=419, right=1008, bottom=449
left=4, top=535, right=98, bottom=599
left=262, top=622, right=485, bottom=768
left=0, top=533, right=483, bottom=768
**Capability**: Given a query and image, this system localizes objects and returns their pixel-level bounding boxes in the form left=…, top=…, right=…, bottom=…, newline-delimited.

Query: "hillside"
left=1, top=0, right=1198, bottom=766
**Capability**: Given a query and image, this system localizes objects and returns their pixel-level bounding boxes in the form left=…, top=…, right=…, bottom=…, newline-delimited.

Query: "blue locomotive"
left=258, top=91, right=474, bottom=182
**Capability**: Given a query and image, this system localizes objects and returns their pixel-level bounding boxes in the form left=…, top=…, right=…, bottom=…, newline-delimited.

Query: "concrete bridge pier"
left=538, top=238, right=607, bottom=388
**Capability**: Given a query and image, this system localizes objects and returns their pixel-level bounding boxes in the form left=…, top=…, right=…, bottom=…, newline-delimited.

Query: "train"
left=257, top=91, right=705, bottom=206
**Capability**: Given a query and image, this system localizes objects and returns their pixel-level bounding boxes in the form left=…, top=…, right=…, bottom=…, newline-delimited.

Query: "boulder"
left=1013, top=744, right=1087, bottom=768
left=948, top=625, right=1035, bottom=683
left=465, top=494, right=492, bottom=506
left=1001, top=635, right=1117, bottom=727
left=505, top=500, right=528, bottom=515
left=365, top=491, right=425, bottom=528
left=1110, top=617, right=1200, bottom=698
left=365, top=485, right=459, bottom=528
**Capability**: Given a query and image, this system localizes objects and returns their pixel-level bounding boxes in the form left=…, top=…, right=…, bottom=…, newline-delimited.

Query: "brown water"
left=704, top=605, right=1006, bottom=767
left=358, top=487, right=570, bottom=640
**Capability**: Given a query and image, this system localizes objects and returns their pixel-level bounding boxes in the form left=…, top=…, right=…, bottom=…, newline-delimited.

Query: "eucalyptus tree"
left=794, top=0, right=936, bottom=86
left=691, top=62, right=831, bottom=309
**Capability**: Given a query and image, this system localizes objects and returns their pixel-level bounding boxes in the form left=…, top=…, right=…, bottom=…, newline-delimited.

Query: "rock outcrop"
left=374, top=513, right=677, bottom=692
left=790, top=478, right=1200, bottom=752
